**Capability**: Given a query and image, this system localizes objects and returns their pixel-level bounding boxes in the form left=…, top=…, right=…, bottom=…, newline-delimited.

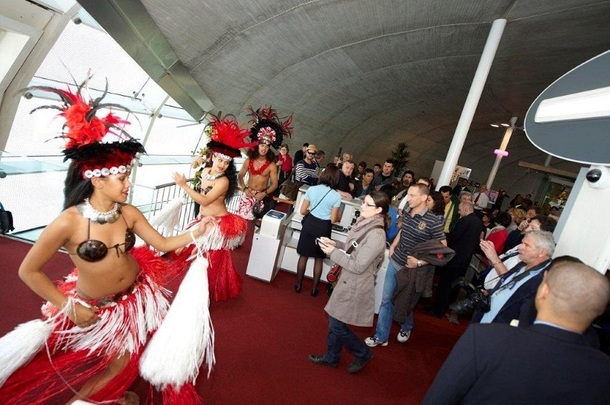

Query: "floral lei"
left=249, top=159, right=271, bottom=175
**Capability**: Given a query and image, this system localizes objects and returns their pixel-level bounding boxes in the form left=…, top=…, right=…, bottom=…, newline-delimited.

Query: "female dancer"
left=295, top=164, right=342, bottom=296
left=309, top=191, right=388, bottom=373
left=0, top=81, right=213, bottom=404
left=171, top=114, right=250, bottom=301
left=138, top=115, right=253, bottom=396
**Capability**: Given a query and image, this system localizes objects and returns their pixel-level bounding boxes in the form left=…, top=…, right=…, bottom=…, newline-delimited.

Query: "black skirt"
left=297, top=214, right=332, bottom=258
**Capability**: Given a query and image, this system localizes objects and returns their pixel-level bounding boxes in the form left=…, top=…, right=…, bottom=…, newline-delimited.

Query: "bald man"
left=424, top=261, right=610, bottom=405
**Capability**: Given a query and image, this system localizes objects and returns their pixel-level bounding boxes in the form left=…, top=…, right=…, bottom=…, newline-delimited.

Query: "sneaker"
left=397, top=330, right=411, bottom=343
left=364, top=336, right=388, bottom=347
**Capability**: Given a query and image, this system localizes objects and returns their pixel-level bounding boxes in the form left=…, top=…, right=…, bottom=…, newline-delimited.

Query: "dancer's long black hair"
left=63, top=161, right=94, bottom=210
left=224, top=161, right=238, bottom=203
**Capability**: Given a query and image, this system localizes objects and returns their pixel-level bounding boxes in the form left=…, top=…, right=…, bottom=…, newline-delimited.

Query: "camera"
left=586, top=166, right=610, bottom=189
left=449, top=279, right=490, bottom=314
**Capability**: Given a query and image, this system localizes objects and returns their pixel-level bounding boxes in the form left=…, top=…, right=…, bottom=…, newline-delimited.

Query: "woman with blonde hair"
left=507, top=207, right=527, bottom=233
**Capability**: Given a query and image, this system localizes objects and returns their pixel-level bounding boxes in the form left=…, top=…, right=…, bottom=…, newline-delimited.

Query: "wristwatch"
left=417, top=260, right=423, bottom=268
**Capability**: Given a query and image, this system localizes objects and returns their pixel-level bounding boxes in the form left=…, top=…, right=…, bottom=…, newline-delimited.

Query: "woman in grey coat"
left=309, top=191, right=389, bottom=373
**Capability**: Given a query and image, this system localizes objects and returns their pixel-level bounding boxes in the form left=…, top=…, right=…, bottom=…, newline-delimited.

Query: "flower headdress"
left=24, top=77, right=145, bottom=179
left=204, top=113, right=256, bottom=160
left=246, top=105, right=293, bottom=150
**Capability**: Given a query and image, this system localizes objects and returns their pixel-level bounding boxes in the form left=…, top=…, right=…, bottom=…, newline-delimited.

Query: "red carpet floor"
left=1, top=226, right=468, bottom=404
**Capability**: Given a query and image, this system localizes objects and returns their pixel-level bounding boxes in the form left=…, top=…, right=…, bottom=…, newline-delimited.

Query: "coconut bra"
left=74, top=216, right=135, bottom=262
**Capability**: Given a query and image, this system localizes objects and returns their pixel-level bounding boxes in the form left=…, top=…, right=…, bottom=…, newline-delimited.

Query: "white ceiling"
left=78, top=0, right=610, bottom=191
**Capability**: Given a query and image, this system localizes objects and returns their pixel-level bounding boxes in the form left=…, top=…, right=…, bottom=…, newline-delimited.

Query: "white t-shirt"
left=473, top=192, right=489, bottom=210
left=484, top=246, right=520, bottom=289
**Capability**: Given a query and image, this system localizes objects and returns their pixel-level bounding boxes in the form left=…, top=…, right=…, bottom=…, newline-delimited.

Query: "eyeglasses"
left=361, top=201, right=376, bottom=208
left=306, top=151, right=316, bottom=155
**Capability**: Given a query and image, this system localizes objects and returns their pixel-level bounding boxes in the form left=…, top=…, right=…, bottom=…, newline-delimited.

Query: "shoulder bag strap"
left=307, top=188, right=332, bottom=214
left=345, top=225, right=384, bottom=254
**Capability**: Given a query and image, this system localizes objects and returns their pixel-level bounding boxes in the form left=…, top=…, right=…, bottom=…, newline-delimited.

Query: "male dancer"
left=236, top=106, right=292, bottom=219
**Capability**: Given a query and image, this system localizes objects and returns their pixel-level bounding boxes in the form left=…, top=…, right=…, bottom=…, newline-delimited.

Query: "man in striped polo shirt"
left=366, top=183, right=446, bottom=347
left=295, top=144, right=320, bottom=185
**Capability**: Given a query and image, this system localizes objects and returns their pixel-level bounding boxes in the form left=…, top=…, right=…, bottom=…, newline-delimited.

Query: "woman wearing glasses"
left=276, top=143, right=293, bottom=187
left=295, top=164, right=341, bottom=296
left=308, top=191, right=389, bottom=373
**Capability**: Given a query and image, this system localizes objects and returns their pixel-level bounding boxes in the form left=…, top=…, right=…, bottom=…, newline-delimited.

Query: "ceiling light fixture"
left=535, top=86, right=610, bottom=123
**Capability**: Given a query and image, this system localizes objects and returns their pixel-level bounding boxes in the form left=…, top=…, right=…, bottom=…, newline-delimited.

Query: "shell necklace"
left=204, top=171, right=225, bottom=181
left=77, top=198, right=121, bottom=224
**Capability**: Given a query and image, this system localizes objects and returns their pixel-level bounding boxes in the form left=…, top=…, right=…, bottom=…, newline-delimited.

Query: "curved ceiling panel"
left=80, top=0, right=610, bottom=193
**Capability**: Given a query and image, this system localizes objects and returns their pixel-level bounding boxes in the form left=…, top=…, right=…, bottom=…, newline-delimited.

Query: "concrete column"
left=437, top=18, right=507, bottom=189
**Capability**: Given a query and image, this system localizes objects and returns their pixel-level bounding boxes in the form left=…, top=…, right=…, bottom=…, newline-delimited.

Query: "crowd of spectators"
left=257, top=141, right=607, bottom=400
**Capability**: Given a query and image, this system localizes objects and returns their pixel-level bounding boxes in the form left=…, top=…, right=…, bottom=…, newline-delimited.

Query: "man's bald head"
left=536, top=261, right=610, bottom=332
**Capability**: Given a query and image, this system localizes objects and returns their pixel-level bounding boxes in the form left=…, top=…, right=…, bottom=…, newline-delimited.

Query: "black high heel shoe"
left=295, top=284, right=301, bottom=293
left=311, top=288, right=319, bottom=297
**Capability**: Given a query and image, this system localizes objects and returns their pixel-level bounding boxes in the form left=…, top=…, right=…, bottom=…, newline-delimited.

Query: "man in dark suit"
left=451, top=177, right=470, bottom=196
left=429, top=201, right=482, bottom=318
left=423, top=261, right=610, bottom=405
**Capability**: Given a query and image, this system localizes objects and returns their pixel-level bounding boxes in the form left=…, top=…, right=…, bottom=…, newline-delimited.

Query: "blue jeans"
left=323, top=316, right=371, bottom=364
left=374, top=259, right=414, bottom=342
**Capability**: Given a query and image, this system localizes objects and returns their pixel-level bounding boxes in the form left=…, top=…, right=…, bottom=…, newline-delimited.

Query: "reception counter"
left=279, top=211, right=389, bottom=313
left=245, top=186, right=389, bottom=313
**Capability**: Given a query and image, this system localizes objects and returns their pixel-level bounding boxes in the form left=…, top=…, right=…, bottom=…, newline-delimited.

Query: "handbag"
left=326, top=263, right=342, bottom=283
left=326, top=225, right=383, bottom=283
left=0, top=202, right=15, bottom=234
left=279, top=180, right=303, bottom=201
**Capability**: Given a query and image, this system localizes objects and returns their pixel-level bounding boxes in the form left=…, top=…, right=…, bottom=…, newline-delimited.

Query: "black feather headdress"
left=246, top=105, right=293, bottom=150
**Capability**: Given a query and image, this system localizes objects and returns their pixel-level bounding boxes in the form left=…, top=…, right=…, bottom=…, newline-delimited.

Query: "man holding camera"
left=472, top=230, right=554, bottom=324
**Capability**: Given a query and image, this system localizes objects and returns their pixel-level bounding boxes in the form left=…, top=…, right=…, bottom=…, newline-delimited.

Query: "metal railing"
left=141, top=179, right=242, bottom=234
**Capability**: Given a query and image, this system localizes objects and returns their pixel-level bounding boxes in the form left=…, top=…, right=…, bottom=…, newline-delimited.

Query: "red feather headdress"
left=23, top=77, right=145, bottom=179
left=205, top=113, right=255, bottom=159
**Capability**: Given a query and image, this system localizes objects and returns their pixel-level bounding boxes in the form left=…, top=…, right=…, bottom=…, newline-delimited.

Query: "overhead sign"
left=524, top=50, right=610, bottom=165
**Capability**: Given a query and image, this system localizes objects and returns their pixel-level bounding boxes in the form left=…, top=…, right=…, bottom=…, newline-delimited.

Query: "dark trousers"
left=432, top=265, right=467, bottom=316
left=323, top=316, right=371, bottom=364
